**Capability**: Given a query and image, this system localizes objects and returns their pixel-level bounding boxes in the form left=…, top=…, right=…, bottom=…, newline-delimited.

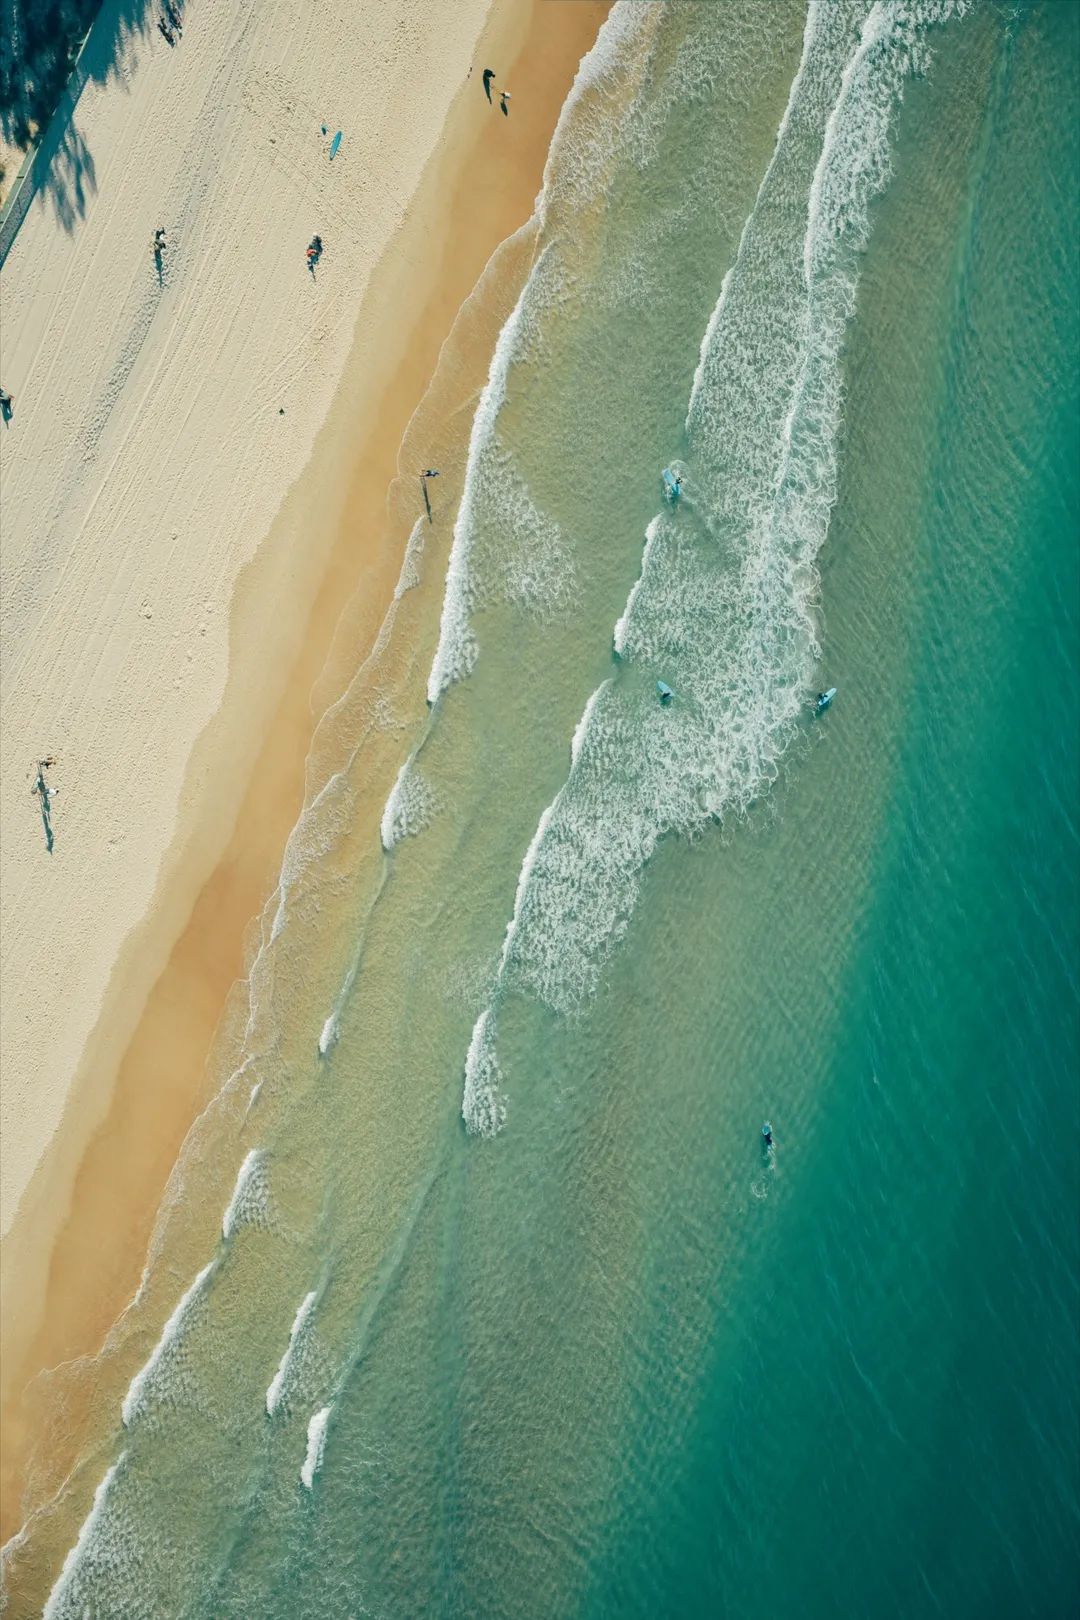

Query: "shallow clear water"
left=12, top=2, right=1079, bottom=1616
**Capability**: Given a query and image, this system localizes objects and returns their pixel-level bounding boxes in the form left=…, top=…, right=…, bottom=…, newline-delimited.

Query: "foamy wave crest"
left=613, top=516, right=661, bottom=656
left=121, top=1260, right=216, bottom=1427
left=536, top=2, right=664, bottom=230
left=425, top=5, right=679, bottom=709
left=380, top=757, right=436, bottom=851
left=300, top=1404, right=332, bottom=1489
left=317, top=1012, right=337, bottom=1057
left=461, top=0, right=968, bottom=1101
left=41, top=1455, right=125, bottom=1620
left=462, top=684, right=610, bottom=1133
left=266, top=1289, right=318, bottom=1416
left=426, top=248, right=548, bottom=704
left=221, top=1149, right=270, bottom=1239
left=687, top=0, right=823, bottom=425
left=461, top=1008, right=505, bottom=1138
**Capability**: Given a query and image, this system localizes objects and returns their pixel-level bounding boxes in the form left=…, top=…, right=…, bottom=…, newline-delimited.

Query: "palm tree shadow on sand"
left=1, top=0, right=162, bottom=242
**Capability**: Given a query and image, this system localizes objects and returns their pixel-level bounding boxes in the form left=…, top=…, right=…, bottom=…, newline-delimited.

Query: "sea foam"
left=460, top=0, right=969, bottom=1124
left=41, top=1455, right=125, bottom=1620
left=426, top=247, right=545, bottom=705
left=121, top=1260, right=215, bottom=1427
left=266, top=1289, right=318, bottom=1416
left=221, top=1148, right=269, bottom=1240
left=300, top=1404, right=332, bottom=1489
left=424, top=8, right=663, bottom=710
left=380, top=756, right=436, bottom=851
left=462, top=684, right=609, bottom=1135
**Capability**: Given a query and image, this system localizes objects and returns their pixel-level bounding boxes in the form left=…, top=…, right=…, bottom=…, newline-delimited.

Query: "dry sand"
left=0, top=0, right=607, bottom=1547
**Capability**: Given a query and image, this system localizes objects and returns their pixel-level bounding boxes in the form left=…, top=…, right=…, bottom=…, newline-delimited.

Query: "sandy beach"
left=0, top=0, right=606, bottom=1554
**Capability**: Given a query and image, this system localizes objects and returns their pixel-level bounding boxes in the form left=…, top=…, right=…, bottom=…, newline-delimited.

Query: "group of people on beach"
left=158, top=2, right=184, bottom=46
left=481, top=68, right=511, bottom=116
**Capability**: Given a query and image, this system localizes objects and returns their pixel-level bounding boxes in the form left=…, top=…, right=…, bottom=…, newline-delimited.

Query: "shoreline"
left=0, top=0, right=608, bottom=1551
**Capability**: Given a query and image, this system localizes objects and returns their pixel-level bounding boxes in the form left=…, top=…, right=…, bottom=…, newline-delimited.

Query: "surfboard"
left=329, top=131, right=342, bottom=160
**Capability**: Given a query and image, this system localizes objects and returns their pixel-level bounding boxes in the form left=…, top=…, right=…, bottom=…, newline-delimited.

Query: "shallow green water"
left=15, top=2, right=1079, bottom=1616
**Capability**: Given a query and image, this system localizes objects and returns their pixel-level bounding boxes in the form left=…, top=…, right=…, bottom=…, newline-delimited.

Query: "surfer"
left=422, top=468, right=439, bottom=479
left=762, top=1122, right=773, bottom=1148
left=482, top=68, right=495, bottom=103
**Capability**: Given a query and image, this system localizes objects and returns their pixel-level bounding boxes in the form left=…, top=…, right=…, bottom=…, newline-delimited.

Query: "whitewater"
left=459, top=0, right=968, bottom=1131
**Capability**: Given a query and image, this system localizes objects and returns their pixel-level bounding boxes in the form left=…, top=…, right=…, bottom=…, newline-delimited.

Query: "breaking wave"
left=300, top=1405, right=332, bottom=1489
left=380, top=756, right=437, bottom=851
left=41, top=1456, right=126, bottom=1620
left=266, top=1289, right=319, bottom=1416
left=426, top=4, right=664, bottom=707
left=462, top=0, right=968, bottom=1127
left=120, top=1260, right=216, bottom=1428
left=221, top=1149, right=270, bottom=1240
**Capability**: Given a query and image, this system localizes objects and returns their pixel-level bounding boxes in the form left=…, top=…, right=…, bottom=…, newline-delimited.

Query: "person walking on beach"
left=482, top=68, right=495, bottom=103
left=32, top=758, right=58, bottom=849
left=499, top=90, right=511, bottom=117
left=420, top=468, right=439, bottom=522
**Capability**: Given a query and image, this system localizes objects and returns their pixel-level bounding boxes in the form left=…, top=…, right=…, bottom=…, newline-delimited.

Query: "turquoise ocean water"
left=8, top=2, right=1078, bottom=1615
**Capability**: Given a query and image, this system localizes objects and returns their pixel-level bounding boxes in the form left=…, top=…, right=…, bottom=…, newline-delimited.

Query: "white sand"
left=0, top=0, right=496, bottom=1237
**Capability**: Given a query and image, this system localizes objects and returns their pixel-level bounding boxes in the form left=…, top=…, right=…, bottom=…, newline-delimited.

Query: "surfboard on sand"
left=329, top=130, right=342, bottom=160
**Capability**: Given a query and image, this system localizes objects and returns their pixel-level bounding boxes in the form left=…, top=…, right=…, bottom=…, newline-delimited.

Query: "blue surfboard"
left=329, top=130, right=342, bottom=160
